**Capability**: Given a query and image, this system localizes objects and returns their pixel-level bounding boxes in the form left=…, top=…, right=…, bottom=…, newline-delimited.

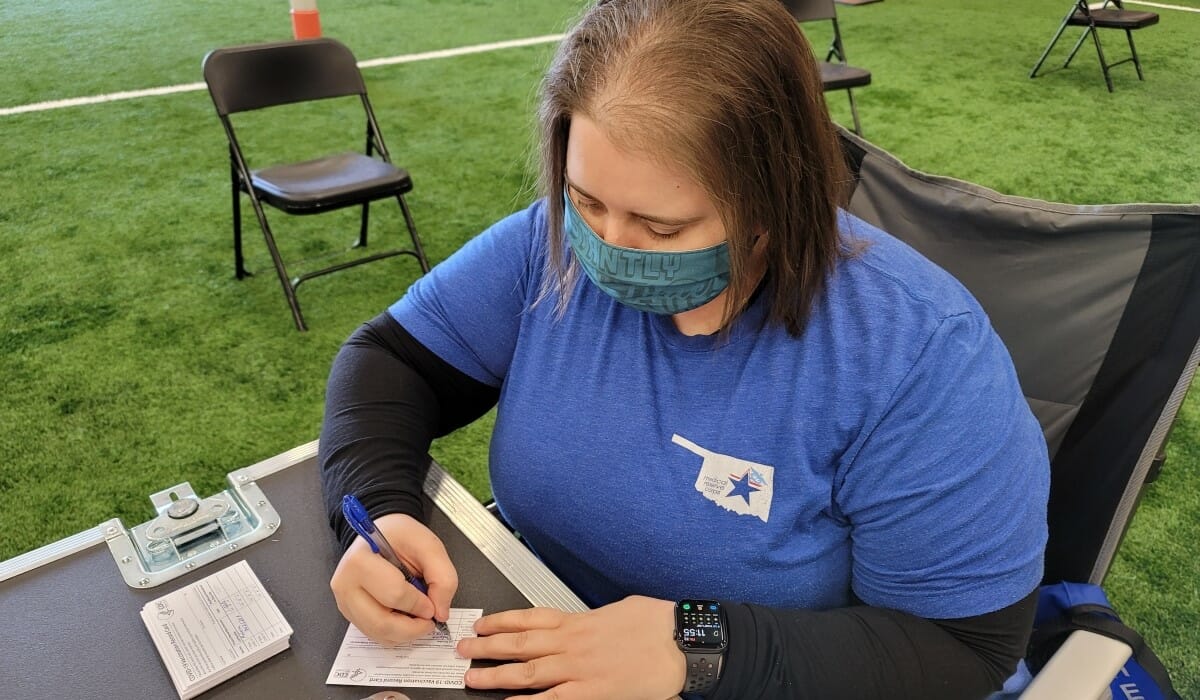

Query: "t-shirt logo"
left=672, top=434, right=775, bottom=523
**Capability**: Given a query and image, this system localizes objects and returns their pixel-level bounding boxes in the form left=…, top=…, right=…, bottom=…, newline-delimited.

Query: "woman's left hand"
left=457, top=595, right=687, bottom=700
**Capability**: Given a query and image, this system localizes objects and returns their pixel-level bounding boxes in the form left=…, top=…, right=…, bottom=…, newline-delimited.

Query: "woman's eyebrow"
left=566, top=178, right=704, bottom=227
left=636, top=211, right=703, bottom=227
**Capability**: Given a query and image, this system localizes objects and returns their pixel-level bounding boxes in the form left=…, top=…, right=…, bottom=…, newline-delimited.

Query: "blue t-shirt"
left=391, top=199, right=1049, bottom=619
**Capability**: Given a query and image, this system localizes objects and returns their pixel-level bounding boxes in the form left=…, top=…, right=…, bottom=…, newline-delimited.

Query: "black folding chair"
left=782, top=0, right=872, bottom=135
left=1030, top=0, right=1160, bottom=92
left=838, top=127, right=1198, bottom=695
left=202, top=38, right=430, bottom=331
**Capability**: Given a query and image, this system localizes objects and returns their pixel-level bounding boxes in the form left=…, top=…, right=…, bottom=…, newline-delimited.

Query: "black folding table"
left=0, top=442, right=585, bottom=699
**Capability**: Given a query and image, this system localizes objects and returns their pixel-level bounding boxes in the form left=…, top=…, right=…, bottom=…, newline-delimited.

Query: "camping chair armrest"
left=1020, top=630, right=1132, bottom=699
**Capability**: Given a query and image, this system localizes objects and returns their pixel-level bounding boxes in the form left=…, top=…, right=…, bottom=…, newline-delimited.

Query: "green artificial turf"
left=1, top=0, right=1197, bottom=693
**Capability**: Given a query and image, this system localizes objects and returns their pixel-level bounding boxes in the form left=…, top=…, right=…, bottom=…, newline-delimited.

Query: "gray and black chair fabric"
left=202, top=38, right=430, bottom=331
left=839, top=127, right=1200, bottom=588
left=840, top=128, right=1200, bottom=588
left=1030, top=0, right=1159, bottom=92
left=838, top=128, right=1199, bottom=695
left=782, top=0, right=872, bottom=135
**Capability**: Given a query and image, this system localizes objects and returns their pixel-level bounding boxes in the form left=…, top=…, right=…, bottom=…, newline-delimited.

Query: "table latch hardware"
left=103, top=475, right=280, bottom=588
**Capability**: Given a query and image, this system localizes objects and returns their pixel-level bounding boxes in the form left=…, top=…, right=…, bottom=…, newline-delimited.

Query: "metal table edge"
left=2, top=440, right=587, bottom=614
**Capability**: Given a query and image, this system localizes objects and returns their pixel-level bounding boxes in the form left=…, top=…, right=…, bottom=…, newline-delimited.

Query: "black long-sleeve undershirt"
left=319, top=312, right=501, bottom=550
left=319, top=311, right=1036, bottom=698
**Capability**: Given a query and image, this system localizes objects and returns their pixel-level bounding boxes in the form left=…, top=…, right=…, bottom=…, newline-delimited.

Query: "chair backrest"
left=202, top=38, right=366, bottom=116
left=837, top=128, right=1200, bottom=585
left=1078, top=0, right=1126, bottom=14
left=781, top=0, right=838, bottom=23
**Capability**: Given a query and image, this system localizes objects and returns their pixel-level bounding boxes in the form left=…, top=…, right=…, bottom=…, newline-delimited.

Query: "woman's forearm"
left=710, top=589, right=1037, bottom=700
left=319, top=312, right=500, bottom=549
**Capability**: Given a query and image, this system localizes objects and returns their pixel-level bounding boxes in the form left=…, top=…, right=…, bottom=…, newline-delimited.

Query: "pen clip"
left=342, top=494, right=431, bottom=597
left=342, top=494, right=382, bottom=554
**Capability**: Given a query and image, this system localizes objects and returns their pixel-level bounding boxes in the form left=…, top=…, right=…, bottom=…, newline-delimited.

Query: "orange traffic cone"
left=290, top=0, right=322, bottom=39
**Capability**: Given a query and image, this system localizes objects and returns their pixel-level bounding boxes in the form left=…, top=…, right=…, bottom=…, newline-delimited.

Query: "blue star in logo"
left=726, top=471, right=760, bottom=504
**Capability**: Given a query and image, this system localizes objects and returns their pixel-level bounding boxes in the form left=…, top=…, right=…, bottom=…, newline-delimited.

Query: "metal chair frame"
left=204, top=38, right=431, bottom=331
left=1030, top=0, right=1159, bottom=92
left=784, top=0, right=872, bottom=135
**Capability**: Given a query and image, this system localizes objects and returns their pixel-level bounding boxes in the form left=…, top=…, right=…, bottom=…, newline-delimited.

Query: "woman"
left=319, top=1, right=1049, bottom=698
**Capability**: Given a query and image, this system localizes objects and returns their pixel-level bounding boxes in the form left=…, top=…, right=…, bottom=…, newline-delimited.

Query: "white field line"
left=4, top=0, right=1195, bottom=118
left=0, top=33, right=564, bottom=118
left=1099, top=0, right=1200, bottom=11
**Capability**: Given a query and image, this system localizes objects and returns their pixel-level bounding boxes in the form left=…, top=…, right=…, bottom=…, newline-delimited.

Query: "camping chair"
left=838, top=127, right=1199, bottom=697
left=202, top=38, right=431, bottom=332
left=1029, top=0, right=1159, bottom=92
left=782, top=0, right=872, bottom=135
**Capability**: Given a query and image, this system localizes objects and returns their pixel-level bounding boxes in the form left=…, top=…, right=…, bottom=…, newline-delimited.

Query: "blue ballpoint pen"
left=342, top=494, right=451, bottom=636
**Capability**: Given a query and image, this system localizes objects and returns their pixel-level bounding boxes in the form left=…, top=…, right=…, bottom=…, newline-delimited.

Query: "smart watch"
left=673, top=599, right=727, bottom=696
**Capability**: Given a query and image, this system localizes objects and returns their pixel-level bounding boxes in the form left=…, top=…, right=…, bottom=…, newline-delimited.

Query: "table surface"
left=0, top=450, right=579, bottom=699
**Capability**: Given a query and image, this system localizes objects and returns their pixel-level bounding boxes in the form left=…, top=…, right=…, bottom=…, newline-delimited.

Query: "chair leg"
left=1063, top=26, right=1091, bottom=69
left=356, top=201, right=370, bottom=248
left=1087, top=26, right=1115, bottom=92
left=1030, top=7, right=1076, bottom=78
left=231, top=162, right=249, bottom=279
left=846, top=89, right=863, bottom=136
left=246, top=200, right=307, bottom=331
left=396, top=195, right=431, bottom=273
left=1126, top=29, right=1145, bottom=80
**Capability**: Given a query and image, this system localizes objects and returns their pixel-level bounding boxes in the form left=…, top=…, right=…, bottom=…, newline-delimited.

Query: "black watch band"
left=674, top=600, right=728, bottom=696
left=681, top=650, right=724, bottom=695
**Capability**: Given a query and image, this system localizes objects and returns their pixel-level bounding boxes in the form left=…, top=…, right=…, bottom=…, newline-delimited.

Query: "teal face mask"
left=563, top=192, right=731, bottom=315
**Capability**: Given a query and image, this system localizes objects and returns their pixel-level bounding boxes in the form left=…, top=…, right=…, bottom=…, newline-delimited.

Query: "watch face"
left=676, top=599, right=727, bottom=651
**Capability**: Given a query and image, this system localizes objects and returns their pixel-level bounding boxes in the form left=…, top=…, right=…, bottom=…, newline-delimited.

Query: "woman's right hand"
left=330, top=512, right=459, bottom=645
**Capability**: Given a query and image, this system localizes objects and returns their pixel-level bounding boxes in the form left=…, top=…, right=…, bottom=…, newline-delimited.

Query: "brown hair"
left=537, top=0, right=851, bottom=335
